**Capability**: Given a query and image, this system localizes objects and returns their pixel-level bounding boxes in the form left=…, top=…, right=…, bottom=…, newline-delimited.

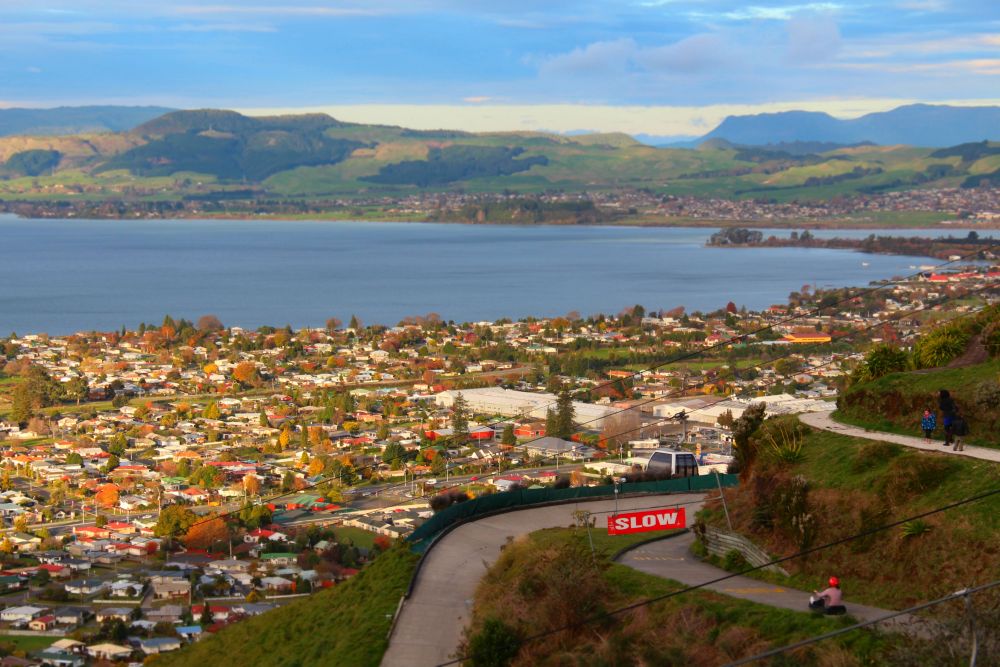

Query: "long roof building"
left=434, top=388, right=616, bottom=427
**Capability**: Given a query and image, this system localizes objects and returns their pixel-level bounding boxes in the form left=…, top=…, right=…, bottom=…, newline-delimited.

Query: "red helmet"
left=829, top=576, right=840, bottom=587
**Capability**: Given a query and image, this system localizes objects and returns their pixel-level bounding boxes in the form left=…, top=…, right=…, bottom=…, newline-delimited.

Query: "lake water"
left=0, top=215, right=965, bottom=335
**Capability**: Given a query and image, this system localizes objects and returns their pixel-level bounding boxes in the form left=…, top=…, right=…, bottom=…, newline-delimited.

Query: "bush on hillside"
left=429, top=489, right=470, bottom=513
left=973, top=379, right=1000, bottom=410
left=853, top=344, right=910, bottom=383
left=466, top=618, right=522, bottom=667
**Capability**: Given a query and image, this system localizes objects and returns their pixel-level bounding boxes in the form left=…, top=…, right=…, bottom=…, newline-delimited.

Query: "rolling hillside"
left=0, top=108, right=997, bottom=205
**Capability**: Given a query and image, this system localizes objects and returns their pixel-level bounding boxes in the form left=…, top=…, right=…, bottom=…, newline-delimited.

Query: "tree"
left=232, top=361, right=259, bottom=386
left=381, top=442, right=407, bottom=464
left=731, top=403, right=767, bottom=479
left=554, top=388, right=576, bottom=439
left=325, top=317, right=343, bottom=332
left=65, top=377, right=89, bottom=405
left=202, top=402, right=221, bottom=420
left=107, top=432, right=128, bottom=456
left=183, top=515, right=230, bottom=550
left=307, top=457, right=325, bottom=477
left=13, top=514, right=28, bottom=533
left=243, top=474, right=260, bottom=497
left=451, top=393, right=469, bottom=445
left=102, top=454, right=120, bottom=474
left=200, top=604, right=214, bottom=626
left=154, top=505, right=198, bottom=538
left=95, top=484, right=120, bottom=509
left=348, top=315, right=361, bottom=331
left=600, top=409, right=640, bottom=455
left=544, top=408, right=557, bottom=439
left=65, top=452, right=84, bottom=465
left=500, top=424, right=516, bottom=448
left=259, top=411, right=269, bottom=428
left=431, top=452, right=447, bottom=476
left=197, top=315, right=224, bottom=332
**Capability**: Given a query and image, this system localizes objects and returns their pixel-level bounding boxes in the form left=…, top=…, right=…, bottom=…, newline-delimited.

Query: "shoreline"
left=0, top=210, right=993, bottom=231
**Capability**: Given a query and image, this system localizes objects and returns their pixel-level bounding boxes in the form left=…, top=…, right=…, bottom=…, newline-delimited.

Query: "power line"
left=437, top=486, right=1000, bottom=666
left=181, top=260, right=998, bottom=528
left=384, top=243, right=995, bottom=457
left=408, top=282, right=998, bottom=500
left=723, top=578, right=1000, bottom=666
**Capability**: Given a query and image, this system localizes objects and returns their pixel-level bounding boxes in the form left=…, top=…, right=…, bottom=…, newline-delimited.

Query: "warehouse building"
left=435, top=388, right=616, bottom=427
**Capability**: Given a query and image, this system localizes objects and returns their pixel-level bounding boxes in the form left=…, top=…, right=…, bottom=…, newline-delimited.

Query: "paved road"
left=381, top=493, right=706, bottom=667
left=800, top=410, right=1000, bottom=463
left=618, top=531, right=908, bottom=627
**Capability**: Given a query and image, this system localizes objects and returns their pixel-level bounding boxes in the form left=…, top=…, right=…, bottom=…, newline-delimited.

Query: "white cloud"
left=787, top=14, right=841, bottom=62
left=716, top=3, right=843, bottom=21
left=537, top=38, right=637, bottom=77
left=463, top=96, right=493, bottom=103
left=638, top=34, right=732, bottom=73
left=169, top=22, right=277, bottom=32
left=172, top=4, right=385, bottom=17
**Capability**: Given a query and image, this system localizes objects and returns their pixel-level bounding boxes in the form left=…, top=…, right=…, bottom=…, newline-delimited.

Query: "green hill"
left=153, top=545, right=418, bottom=667
left=0, top=108, right=997, bottom=205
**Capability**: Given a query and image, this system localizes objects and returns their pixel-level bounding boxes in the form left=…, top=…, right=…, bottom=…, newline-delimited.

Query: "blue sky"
left=1, top=1, right=998, bottom=134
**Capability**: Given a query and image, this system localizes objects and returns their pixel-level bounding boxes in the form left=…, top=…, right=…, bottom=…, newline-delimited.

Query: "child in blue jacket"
left=921, top=409, right=936, bottom=442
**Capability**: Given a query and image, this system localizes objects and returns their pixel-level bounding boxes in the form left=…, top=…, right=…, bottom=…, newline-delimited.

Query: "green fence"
left=408, top=473, right=738, bottom=545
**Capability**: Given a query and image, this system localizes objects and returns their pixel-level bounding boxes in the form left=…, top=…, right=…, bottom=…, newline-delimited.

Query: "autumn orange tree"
left=95, top=483, right=120, bottom=509
left=243, top=474, right=260, bottom=497
left=183, top=514, right=230, bottom=550
left=232, top=361, right=259, bottom=386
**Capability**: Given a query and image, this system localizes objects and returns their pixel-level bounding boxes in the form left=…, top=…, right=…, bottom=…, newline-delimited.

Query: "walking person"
left=938, top=389, right=957, bottom=447
left=920, top=409, right=936, bottom=442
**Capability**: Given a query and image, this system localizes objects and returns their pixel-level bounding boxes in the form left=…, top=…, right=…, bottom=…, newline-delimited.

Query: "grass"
left=463, top=527, right=900, bottom=666
left=333, top=525, right=377, bottom=550
left=836, top=359, right=1000, bottom=449
left=153, top=544, right=418, bottom=667
left=699, top=422, right=1000, bottom=609
left=0, top=635, right=57, bottom=652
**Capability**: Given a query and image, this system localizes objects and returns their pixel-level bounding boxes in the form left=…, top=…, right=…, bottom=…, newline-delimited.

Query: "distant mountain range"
left=1, top=107, right=998, bottom=201
left=0, top=105, right=175, bottom=137
left=699, top=104, right=1000, bottom=147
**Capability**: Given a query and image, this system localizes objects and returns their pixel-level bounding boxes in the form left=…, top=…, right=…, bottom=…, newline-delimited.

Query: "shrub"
left=722, top=549, right=748, bottom=572
left=854, top=344, right=910, bottom=383
left=851, top=504, right=889, bottom=554
left=467, top=617, right=522, bottom=667
left=901, top=519, right=932, bottom=539
left=973, top=379, right=1000, bottom=411
left=759, top=418, right=807, bottom=465
left=912, top=322, right=974, bottom=368
left=429, top=490, right=470, bottom=513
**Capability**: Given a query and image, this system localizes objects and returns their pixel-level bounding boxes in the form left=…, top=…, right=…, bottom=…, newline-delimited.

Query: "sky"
left=1, top=0, right=998, bottom=136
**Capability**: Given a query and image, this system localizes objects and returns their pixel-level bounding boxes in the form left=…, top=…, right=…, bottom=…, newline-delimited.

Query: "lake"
left=0, top=215, right=959, bottom=335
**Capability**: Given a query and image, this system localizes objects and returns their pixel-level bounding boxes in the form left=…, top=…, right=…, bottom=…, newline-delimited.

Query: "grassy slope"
left=152, top=545, right=418, bottom=667
left=463, top=528, right=897, bottom=666
left=700, top=423, right=1000, bottom=609
left=836, top=360, right=1000, bottom=448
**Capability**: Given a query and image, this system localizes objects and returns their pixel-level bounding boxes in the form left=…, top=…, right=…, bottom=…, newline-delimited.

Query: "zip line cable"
left=436, top=486, right=1000, bottom=666
left=182, top=279, right=999, bottom=529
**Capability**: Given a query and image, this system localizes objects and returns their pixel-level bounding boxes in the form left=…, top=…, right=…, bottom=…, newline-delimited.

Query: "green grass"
left=154, top=545, right=418, bottom=667
left=836, top=359, right=1000, bottom=448
left=333, top=525, right=377, bottom=550
left=0, top=635, right=57, bottom=652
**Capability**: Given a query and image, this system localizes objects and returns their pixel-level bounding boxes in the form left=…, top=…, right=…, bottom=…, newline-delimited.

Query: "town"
left=0, top=261, right=994, bottom=663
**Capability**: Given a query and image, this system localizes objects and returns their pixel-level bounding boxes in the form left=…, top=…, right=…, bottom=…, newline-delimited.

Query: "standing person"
left=938, top=389, right=957, bottom=447
left=951, top=413, right=968, bottom=452
left=920, top=409, right=936, bottom=442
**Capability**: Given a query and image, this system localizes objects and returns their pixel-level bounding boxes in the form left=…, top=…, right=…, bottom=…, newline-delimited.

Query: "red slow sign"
left=607, top=507, right=686, bottom=535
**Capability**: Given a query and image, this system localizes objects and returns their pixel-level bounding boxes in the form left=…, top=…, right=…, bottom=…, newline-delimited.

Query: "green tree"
left=381, top=442, right=406, bottom=464
left=500, top=424, right=516, bottom=447
left=65, top=377, right=89, bottom=405
left=451, top=393, right=470, bottom=445
left=65, top=452, right=83, bottom=465
left=731, top=403, right=767, bottom=479
left=431, top=452, right=447, bottom=476
left=107, top=432, right=128, bottom=456
left=554, top=388, right=575, bottom=439
left=202, top=402, right=221, bottom=420
left=154, top=505, right=198, bottom=538
left=259, top=411, right=269, bottom=427
left=544, top=408, right=557, bottom=438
